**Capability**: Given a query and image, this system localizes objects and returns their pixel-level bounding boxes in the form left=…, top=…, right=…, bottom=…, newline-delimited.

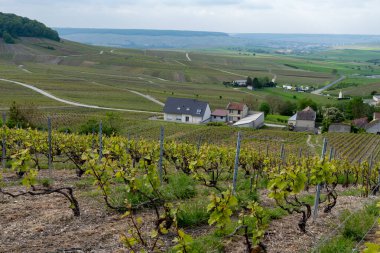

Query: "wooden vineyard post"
left=299, top=147, right=302, bottom=158
left=99, top=121, right=103, bottom=163
left=48, top=116, right=52, bottom=178
left=266, top=144, right=269, bottom=157
left=313, top=138, right=327, bottom=221
left=367, top=154, right=373, bottom=197
left=1, top=112, right=6, bottom=169
left=158, top=126, right=164, bottom=184
left=197, top=136, right=202, bottom=153
left=329, top=147, right=334, bottom=161
left=232, top=132, right=241, bottom=195
left=280, top=143, right=285, bottom=161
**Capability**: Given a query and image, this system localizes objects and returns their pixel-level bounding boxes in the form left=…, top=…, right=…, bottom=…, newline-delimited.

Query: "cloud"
left=0, top=0, right=379, bottom=34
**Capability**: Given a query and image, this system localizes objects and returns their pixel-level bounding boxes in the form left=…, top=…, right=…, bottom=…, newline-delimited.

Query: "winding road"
left=186, top=53, right=191, bottom=62
left=311, top=75, right=346, bottom=95
left=0, top=78, right=162, bottom=114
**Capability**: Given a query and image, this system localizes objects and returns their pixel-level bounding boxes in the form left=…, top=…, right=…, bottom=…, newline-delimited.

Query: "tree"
left=298, top=98, right=317, bottom=111
left=348, top=97, right=373, bottom=119
left=259, top=76, right=270, bottom=87
left=278, top=101, right=297, bottom=116
left=7, top=101, right=28, bottom=128
left=331, top=69, right=338, bottom=75
left=246, top=76, right=253, bottom=87
left=252, top=78, right=260, bottom=89
left=259, top=102, right=270, bottom=116
left=322, top=107, right=345, bottom=123
left=2, top=31, right=14, bottom=44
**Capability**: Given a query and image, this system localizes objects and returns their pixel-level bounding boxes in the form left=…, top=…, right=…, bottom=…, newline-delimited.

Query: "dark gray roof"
left=296, top=107, right=316, bottom=121
left=163, top=97, right=209, bottom=117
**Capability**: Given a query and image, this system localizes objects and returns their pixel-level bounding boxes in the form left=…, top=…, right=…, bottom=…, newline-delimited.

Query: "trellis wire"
left=351, top=210, right=380, bottom=252
left=311, top=182, right=380, bottom=252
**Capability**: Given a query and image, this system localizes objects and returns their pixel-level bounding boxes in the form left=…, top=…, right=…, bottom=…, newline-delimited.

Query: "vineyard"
left=1, top=127, right=380, bottom=252
left=325, top=133, right=380, bottom=163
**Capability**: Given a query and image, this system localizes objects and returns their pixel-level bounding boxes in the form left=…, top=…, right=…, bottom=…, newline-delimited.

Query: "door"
left=185, top=116, right=190, bottom=122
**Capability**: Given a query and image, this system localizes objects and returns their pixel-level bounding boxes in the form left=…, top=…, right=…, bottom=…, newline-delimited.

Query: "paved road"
left=186, top=53, right=191, bottom=61
left=265, top=123, right=286, bottom=128
left=0, top=78, right=162, bottom=114
left=311, top=76, right=346, bottom=95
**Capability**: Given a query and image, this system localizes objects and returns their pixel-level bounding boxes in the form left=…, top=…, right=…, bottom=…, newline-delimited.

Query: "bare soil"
left=0, top=169, right=378, bottom=253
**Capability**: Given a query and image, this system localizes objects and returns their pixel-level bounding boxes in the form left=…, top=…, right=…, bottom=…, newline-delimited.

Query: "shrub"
left=177, top=199, right=209, bottom=227
left=2, top=31, right=15, bottom=44
left=163, top=173, right=197, bottom=200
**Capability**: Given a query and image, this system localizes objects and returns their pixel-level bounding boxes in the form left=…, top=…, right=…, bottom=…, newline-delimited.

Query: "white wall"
left=367, top=123, right=380, bottom=134
left=296, top=120, right=315, bottom=129
left=253, top=113, right=264, bottom=128
left=211, top=115, right=227, bottom=122
left=164, top=113, right=182, bottom=122
left=203, top=105, right=211, bottom=121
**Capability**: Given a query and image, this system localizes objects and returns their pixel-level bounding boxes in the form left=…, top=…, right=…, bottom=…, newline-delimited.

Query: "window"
left=185, top=116, right=190, bottom=122
left=186, top=107, right=190, bottom=111
left=213, top=116, right=216, bottom=119
left=238, top=117, right=240, bottom=120
left=196, top=109, right=202, bottom=115
left=221, top=116, right=224, bottom=119
left=238, top=110, right=241, bottom=115
left=177, top=107, right=181, bottom=110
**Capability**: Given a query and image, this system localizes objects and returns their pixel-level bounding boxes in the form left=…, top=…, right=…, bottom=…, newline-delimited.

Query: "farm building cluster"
left=364, top=95, right=380, bottom=107
left=163, top=97, right=264, bottom=129
left=327, top=113, right=380, bottom=134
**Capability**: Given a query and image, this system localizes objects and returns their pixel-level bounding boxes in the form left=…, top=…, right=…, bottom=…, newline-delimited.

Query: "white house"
left=233, top=112, right=264, bottom=129
left=211, top=109, right=228, bottom=123
left=233, top=80, right=247, bottom=87
left=288, top=106, right=316, bottom=132
left=374, top=95, right=380, bottom=105
left=163, top=97, right=211, bottom=124
left=226, top=102, right=249, bottom=123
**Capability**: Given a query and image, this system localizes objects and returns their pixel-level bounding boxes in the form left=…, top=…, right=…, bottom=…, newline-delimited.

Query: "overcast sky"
left=1, top=0, right=379, bottom=34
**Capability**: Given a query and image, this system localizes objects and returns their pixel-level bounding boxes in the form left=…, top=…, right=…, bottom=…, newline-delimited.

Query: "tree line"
left=0, top=12, right=60, bottom=44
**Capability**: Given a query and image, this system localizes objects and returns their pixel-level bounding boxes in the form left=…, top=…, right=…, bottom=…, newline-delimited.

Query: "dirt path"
left=18, top=65, right=32, bottom=74
left=128, top=90, right=164, bottom=106
left=0, top=77, right=162, bottom=114
left=186, top=52, right=191, bottom=61
left=210, top=67, right=247, bottom=78
left=174, top=60, right=187, bottom=66
left=306, top=135, right=317, bottom=155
